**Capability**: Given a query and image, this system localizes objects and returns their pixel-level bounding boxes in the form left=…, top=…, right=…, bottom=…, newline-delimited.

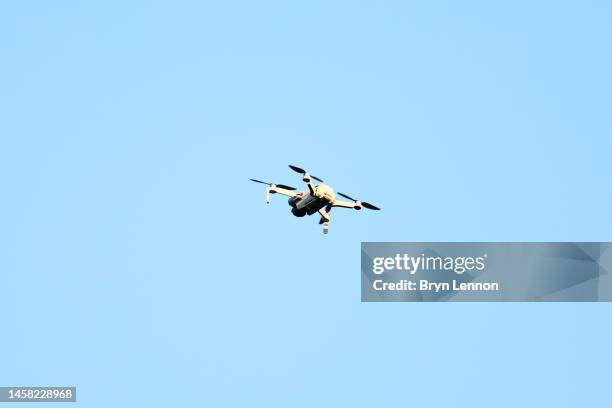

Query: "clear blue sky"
left=2, top=1, right=611, bottom=407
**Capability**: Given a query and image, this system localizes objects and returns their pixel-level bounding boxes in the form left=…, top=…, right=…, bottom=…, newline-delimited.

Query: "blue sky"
left=2, top=1, right=611, bottom=406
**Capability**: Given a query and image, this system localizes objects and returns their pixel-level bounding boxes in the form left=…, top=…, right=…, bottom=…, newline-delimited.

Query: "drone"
left=250, top=165, right=380, bottom=234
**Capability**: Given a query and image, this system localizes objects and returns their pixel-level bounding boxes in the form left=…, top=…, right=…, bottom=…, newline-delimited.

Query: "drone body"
left=251, top=165, right=380, bottom=234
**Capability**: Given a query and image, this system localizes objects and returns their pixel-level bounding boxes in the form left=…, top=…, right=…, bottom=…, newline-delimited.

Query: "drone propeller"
left=361, top=202, right=381, bottom=210
left=337, top=192, right=357, bottom=201
left=338, top=192, right=381, bottom=210
left=288, top=165, right=305, bottom=174
left=288, top=165, right=323, bottom=182
left=249, top=179, right=296, bottom=191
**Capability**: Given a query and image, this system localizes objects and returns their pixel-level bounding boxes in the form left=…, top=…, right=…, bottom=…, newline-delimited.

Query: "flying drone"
left=250, top=165, right=380, bottom=234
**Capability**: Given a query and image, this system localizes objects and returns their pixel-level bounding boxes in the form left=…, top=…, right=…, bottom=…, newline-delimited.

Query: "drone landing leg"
left=318, top=208, right=330, bottom=234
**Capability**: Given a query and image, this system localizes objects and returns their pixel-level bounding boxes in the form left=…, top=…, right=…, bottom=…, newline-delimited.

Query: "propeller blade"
left=338, top=192, right=357, bottom=201
left=275, top=184, right=296, bottom=191
left=361, top=202, right=381, bottom=211
left=290, top=165, right=323, bottom=182
left=289, top=165, right=305, bottom=174
left=250, top=178, right=270, bottom=185
left=250, top=179, right=296, bottom=190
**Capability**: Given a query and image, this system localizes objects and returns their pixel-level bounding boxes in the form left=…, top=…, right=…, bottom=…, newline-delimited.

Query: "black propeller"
left=249, top=179, right=296, bottom=191
left=288, top=165, right=323, bottom=182
left=337, top=192, right=357, bottom=201
left=338, top=192, right=381, bottom=210
left=288, top=165, right=305, bottom=174
left=361, top=202, right=381, bottom=211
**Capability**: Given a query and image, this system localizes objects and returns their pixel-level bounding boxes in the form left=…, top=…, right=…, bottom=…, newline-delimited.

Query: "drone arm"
left=302, top=173, right=316, bottom=194
left=266, top=186, right=298, bottom=204
left=331, top=200, right=357, bottom=210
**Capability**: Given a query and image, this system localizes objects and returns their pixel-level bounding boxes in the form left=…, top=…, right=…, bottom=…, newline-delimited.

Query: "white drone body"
left=251, top=165, right=380, bottom=234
